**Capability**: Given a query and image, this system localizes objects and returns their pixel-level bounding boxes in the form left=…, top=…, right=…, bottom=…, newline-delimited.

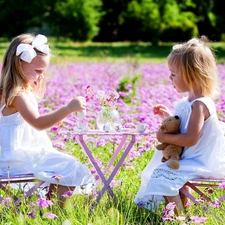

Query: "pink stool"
left=180, top=178, right=225, bottom=205
left=0, top=174, right=45, bottom=205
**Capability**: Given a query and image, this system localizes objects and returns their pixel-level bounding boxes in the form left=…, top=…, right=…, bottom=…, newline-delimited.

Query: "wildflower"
left=185, top=201, right=193, bottom=207
left=36, top=198, right=53, bottom=208
left=137, top=201, right=145, bottom=207
left=95, top=175, right=100, bottom=181
left=43, top=212, right=58, bottom=219
left=62, top=190, right=74, bottom=198
left=51, top=127, right=58, bottom=131
left=51, top=174, right=63, bottom=182
left=205, top=187, right=214, bottom=194
left=162, top=202, right=176, bottom=221
left=2, top=197, right=11, bottom=205
left=85, top=85, right=119, bottom=108
left=196, top=197, right=205, bottom=203
left=218, top=182, right=225, bottom=189
left=85, top=85, right=94, bottom=102
left=27, top=211, right=37, bottom=219
left=165, top=202, right=176, bottom=211
left=91, top=170, right=96, bottom=174
left=110, top=179, right=122, bottom=187
left=176, top=216, right=186, bottom=221
left=190, top=216, right=207, bottom=224
left=212, top=199, right=220, bottom=208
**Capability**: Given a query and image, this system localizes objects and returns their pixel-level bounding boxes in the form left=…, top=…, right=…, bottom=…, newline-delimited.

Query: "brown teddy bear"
left=156, top=115, right=183, bottom=170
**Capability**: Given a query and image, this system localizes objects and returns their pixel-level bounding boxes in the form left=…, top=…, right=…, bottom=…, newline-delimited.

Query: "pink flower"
left=85, top=86, right=119, bottom=108
left=185, top=201, right=193, bottom=207
left=2, top=197, right=12, bottom=205
left=165, top=202, right=176, bottom=210
left=27, top=211, right=37, bottom=219
left=95, top=175, right=100, bottom=181
left=218, top=182, right=225, bottom=189
left=43, top=212, right=58, bottom=219
left=176, top=216, right=186, bottom=221
left=212, top=199, right=220, bottom=208
left=36, top=198, right=53, bottom=208
left=51, top=174, right=63, bottom=182
left=190, top=216, right=207, bottom=224
left=62, top=190, right=74, bottom=198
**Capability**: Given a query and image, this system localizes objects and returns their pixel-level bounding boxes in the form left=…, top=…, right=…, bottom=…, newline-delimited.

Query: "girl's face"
left=21, top=55, right=50, bottom=89
left=168, top=64, right=189, bottom=93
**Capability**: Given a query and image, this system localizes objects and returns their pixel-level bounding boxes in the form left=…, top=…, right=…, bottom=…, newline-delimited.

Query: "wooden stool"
left=180, top=178, right=225, bottom=205
left=0, top=174, right=45, bottom=205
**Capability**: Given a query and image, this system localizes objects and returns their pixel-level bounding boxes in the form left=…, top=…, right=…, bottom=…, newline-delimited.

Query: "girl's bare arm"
left=13, top=93, right=86, bottom=131
left=156, top=101, right=209, bottom=146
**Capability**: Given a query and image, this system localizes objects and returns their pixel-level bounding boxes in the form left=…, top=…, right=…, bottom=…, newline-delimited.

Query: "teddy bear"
left=156, top=115, right=183, bottom=170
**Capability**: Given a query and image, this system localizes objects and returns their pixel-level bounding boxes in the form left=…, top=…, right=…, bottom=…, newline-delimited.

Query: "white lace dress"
left=0, top=93, right=95, bottom=187
left=134, top=97, right=225, bottom=210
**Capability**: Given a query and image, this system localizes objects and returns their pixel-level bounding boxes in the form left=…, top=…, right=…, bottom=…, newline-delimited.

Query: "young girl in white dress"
left=0, top=33, right=95, bottom=207
left=134, top=36, right=225, bottom=214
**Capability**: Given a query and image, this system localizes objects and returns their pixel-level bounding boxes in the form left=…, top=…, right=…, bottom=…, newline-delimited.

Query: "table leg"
left=76, top=135, right=116, bottom=200
left=95, top=135, right=136, bottom=203
left=105, top=135, right=128, bottom=172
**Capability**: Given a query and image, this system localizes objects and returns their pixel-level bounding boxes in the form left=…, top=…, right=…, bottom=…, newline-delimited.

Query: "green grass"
left=1, top=140, right=225, bottom=224
left=1, top=37, right=225, bottom=64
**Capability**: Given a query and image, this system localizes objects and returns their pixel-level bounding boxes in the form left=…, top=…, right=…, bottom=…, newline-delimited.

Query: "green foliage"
left=119, top=0, right=161, bottom=43
left=0, top=0, right=49, bottom=37
left=117, top=74, right=141, bottom=103
left=0, top=0, right=225, bottom=42
left=49, top=0, right=103, bottom=41
left=159, top=0, right=198, bottom=41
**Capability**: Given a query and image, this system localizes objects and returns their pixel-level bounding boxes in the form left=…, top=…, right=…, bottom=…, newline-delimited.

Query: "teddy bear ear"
left=175, top=115, right=179, bottom=120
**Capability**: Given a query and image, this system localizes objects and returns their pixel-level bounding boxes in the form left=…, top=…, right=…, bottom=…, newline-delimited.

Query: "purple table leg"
left=76, top=135, right=116, bottom=200
left=105, top=135, right=128, bottom=171
left=76, top=134, right=136, bottom=209
left=94, top=135, right=136, bottom=205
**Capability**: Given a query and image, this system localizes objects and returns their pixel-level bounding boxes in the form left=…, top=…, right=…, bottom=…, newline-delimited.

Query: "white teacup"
left=136, top=124, right=147, bottom=133
left=103, top=124, right=110, bottom=132
left=77, top=121, right=89, bottom=131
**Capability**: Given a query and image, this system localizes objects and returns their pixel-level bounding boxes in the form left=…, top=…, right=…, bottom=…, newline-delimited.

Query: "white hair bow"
left=16, top=34, right=49, bottom=63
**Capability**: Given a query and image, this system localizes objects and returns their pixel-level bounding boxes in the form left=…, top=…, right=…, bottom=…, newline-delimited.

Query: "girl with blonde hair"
left=0, top=33, right=95, bottom=207
left=135, top=36, right=225, bottom=214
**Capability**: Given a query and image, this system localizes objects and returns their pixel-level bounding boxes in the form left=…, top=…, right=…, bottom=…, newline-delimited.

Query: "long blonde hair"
left=167, top=36, right=220, bottom=98
left=0, top=33, right=48, bottom=107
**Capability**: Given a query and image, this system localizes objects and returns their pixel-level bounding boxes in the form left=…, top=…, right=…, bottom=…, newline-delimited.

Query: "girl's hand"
left=153, top=104, right=172, bottom=119
left=67, top=96, right=86, bottom=113
left=156, top=130, right=166, bottom=143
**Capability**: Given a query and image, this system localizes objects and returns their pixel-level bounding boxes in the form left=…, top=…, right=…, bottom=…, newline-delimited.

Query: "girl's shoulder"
left=191, top=97, right=216, bottom=115
left=191, top=97, right=214, bottom=108
left=14, top=91, right=38, bottom=107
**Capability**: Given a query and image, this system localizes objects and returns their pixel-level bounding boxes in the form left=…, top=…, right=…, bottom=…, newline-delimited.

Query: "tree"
left=158, top=0, right=198, bottom=42
left=0, top=0, right=50, bottom=37
left=47, top=0, right=103, bottom=41
left=119, top=0, right=161, bottom=42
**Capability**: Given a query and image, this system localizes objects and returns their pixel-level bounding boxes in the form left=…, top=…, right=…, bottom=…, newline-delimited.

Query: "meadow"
left=1, top=39, right=225, bottom=224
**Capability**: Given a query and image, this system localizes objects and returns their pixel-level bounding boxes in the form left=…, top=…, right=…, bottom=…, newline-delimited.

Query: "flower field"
left=1, top=62, right=225, bottom=224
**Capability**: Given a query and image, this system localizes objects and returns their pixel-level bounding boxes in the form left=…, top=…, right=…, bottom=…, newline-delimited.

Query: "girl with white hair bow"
left=0, top=33, right=95, bottom=208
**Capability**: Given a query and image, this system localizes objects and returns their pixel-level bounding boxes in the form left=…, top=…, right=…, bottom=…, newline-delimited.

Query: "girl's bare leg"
left=48, top=184, right=75, bottom=208
left=164, top=195, right=184, bottom=215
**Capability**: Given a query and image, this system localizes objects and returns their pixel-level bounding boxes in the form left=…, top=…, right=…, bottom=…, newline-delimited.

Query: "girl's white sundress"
left=134, top=97, right=225, bottom=210
left=0, top=93, right=95, bottom=187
